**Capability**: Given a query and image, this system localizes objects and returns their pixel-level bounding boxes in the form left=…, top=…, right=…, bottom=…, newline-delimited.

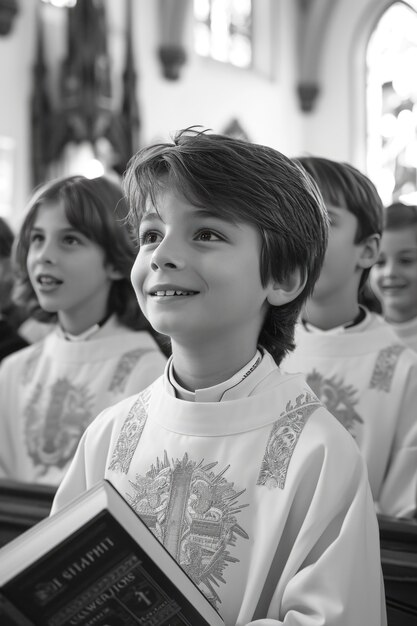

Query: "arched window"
left=366, top=1, right=417, bottom=205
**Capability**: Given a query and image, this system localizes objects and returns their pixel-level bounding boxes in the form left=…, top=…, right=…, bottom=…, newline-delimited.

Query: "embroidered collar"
left=166, top=349, right=277, bottom=402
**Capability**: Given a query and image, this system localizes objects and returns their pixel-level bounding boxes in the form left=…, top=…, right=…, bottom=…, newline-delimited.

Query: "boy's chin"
left=147, top=313, right=188, bottom=336
left=151, top=324, right=204, bottom=349
left=39, top=303, right=59, bottom=313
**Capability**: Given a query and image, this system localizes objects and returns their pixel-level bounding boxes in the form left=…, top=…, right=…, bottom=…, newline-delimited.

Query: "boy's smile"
left=131, top=187, right=271, bottom=357
left=149, top=284, right=199, bottom=298
left=152, top=290, right=197, bottom=297
left=370, top=227, right=417, bottom=323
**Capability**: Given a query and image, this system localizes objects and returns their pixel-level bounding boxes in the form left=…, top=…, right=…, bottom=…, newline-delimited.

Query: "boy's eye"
left=399, top=256, right=417, bottom=265
left=29, top=232, right=43, bottom=244
left=195, top=229, right=223, bottom=242
left=63, top=235, right=81, bottom=245
left=139, top=231, right=161, bottom=245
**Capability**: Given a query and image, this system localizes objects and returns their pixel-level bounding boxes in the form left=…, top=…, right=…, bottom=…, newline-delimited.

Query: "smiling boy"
left=133, top=187, right=277, bottom=390
left=370, top=202, right=417, bottom=352
left=52, top=130, right=386, bottom=625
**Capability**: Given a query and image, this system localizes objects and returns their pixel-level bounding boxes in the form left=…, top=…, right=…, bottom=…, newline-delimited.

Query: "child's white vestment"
left=0, top=317, right=166, bottom=485
left=282, top=310, right=417, bottom=517
left=53, top=352, right=386, bottom=626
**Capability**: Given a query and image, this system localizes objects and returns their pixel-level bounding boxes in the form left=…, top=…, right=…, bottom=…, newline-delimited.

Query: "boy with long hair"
left=0, top=176, right=166, bottom=485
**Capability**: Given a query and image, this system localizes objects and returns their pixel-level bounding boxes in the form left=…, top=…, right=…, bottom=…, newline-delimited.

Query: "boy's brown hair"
left=14, top=175, right=150, bottom=331
left=125, top=128, right=328, bottom=364
left=295, top=156, right=383, bottom=291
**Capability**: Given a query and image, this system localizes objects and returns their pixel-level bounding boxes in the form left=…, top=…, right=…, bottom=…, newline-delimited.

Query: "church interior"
left=1, top=0, right=417, bottom=223
left=0, top=1, right=417, bottom=624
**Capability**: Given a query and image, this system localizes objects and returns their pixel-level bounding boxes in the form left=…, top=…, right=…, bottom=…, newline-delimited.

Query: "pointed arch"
left=350, top=1, right=417, bottom=180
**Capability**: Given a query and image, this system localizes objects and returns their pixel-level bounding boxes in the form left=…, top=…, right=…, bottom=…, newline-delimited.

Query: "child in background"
left=0, top=175, right=166, bottom=486
left=370, top=202, right=417, bottom=352
left=52, top=130, right=385, bottom=626
left=0, top=217, right=28, bottom=360
left=282, top=156, right=417, bottom=518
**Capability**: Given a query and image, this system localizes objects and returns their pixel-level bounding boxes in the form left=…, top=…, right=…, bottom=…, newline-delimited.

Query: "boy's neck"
left=303, top=295, right=361, bottom=331
left=59, top=310, right=112, bottom=337
left=170, top=338, right=259, bottom=392
left=385, top=310, right=417, bottom=324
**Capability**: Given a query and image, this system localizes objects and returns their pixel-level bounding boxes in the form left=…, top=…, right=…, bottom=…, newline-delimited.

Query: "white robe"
left=0, top=317, right=166, bottom=485
left=53, top=354, right=386, bottom=626
left=282, top=311, right=417, bottom=518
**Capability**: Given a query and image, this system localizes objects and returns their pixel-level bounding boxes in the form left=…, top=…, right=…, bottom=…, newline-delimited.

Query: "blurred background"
left=1, top=0, right=417, bottom=226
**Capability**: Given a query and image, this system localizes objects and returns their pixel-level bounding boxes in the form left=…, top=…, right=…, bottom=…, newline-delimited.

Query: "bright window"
left=41, top=0, right=77, bottom=7
left=194, top=0, right=253, bottom=69
left=366, top=2, right=417, bottom=205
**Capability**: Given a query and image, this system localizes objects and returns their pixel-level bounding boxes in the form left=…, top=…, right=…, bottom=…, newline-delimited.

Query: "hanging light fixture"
left=157, top=0, right=192, bottom=80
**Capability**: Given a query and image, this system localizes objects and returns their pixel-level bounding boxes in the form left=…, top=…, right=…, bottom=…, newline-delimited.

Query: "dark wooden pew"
left=0, top=479, right=56, bottom=548
left=378, top=515, right=417, bottom=626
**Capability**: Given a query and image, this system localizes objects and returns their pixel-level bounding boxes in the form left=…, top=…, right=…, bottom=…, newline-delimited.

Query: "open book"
left=0, top=479, right=224, bottom=626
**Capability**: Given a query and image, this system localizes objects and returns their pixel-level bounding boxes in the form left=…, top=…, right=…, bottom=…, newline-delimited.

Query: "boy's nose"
left=382, top=260, right=397, bottom=276
left=36, top=240, right=57, bottom=264
left=150, top=238, right=185, bottom=271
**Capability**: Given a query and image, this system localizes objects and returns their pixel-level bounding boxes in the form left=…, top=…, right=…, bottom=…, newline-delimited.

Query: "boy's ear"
left=357, top=234, right=380, bottom=269
left=266, top=268, right=307, bottom=307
